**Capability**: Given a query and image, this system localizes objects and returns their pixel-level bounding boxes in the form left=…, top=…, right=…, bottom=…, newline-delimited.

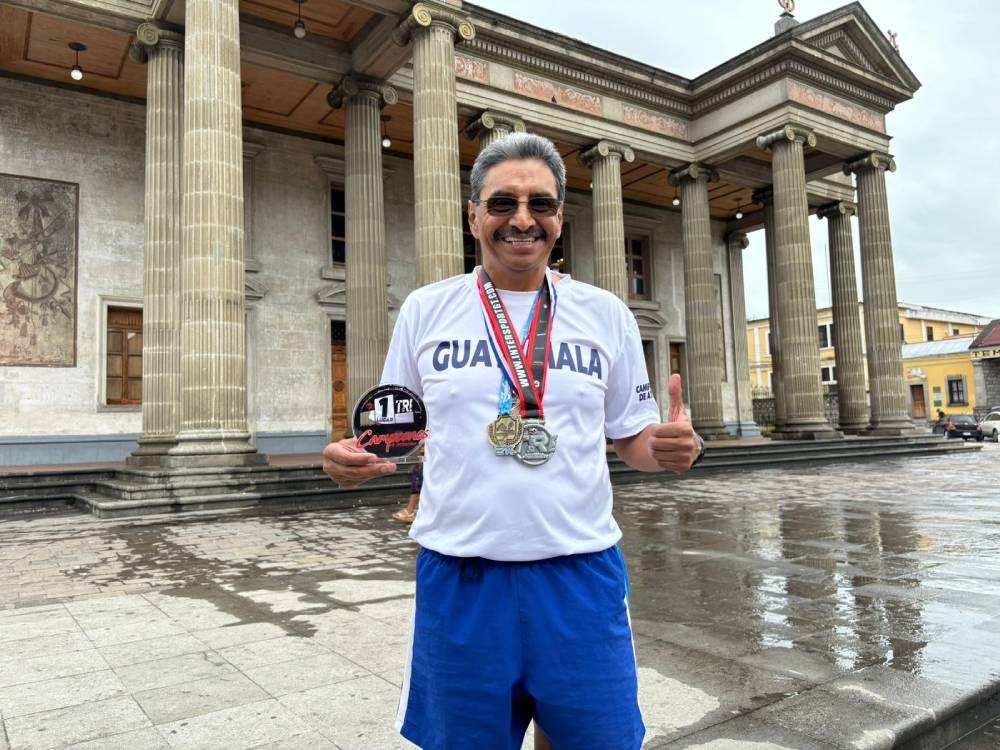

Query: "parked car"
left=981, top=410, right=1000, bottom=442
left=944, top=414, right=983, bottom=441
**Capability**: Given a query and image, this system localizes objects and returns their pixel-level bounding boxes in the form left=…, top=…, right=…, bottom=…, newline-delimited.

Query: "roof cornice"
left=692, top=43, right=908, bottom=116
left=463, top=2, right=918, bottom=122
left=464, top=3, right=692, bottom=116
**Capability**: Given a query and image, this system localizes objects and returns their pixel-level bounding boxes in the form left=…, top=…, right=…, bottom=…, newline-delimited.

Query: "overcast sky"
left=474, top=0, right=1000, bottom=321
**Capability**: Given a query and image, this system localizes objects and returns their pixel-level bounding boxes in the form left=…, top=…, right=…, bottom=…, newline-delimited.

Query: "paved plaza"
left=2, top=445, right=1000, bottom=749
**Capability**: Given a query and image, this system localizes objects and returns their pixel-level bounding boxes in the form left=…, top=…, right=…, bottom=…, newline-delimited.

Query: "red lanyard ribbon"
left=477, top=268, right=554, bottom=420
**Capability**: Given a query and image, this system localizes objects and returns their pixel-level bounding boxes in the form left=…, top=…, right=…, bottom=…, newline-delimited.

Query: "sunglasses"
left=473, top=196, right=562, bottom=217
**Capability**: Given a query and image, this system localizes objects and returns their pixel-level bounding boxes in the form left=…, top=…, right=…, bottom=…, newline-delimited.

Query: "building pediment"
left=692, top=4, right=919, bottom=117
left=794, top=3, right=920, bottom=92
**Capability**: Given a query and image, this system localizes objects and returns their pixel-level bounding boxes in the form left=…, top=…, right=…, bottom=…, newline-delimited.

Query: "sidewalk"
left=2, top=445, right=1000, bottom=749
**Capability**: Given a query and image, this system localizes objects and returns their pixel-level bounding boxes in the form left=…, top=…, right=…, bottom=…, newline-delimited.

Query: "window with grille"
left=818, top=323, right=833, bottom=349
left=106, top=307, right=142, bottom=405
left=624, top=234, right=650, bottom=300
left=331, top=187, right=346, bottom=264
left=947, top=376, right=967, bottom=405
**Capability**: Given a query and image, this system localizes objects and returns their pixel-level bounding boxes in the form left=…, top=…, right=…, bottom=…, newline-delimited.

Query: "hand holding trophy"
left=322, top=384, right=428, bottom=489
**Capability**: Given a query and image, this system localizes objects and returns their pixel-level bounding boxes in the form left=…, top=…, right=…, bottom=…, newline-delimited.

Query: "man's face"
left=467, top=158, right=563, bottom=285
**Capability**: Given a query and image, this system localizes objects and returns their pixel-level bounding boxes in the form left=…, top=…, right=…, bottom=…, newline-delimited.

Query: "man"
left=323, top=133, right=703, bottom=750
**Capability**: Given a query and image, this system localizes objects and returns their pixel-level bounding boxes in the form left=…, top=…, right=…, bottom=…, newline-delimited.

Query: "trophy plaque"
left=351, top=384, right=428, bottom=463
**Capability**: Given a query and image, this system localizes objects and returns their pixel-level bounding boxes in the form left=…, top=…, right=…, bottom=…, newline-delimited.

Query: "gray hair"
left=469, top=132, right=567, bottom=203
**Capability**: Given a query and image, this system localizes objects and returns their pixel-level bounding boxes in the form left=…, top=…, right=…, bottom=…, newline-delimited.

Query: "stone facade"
left=0, top=1, right=920, bottom=465
left=0, top=75, right=705, bottom=465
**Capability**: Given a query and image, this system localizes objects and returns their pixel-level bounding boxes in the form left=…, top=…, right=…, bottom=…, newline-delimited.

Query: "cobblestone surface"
left=2, top=444, right=1000, bottom=748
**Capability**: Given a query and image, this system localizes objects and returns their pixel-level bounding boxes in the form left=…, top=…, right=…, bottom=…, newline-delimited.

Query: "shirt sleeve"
left=603, top=300, right=661, bottom=439
left=380, top=295, right=423, bottom=398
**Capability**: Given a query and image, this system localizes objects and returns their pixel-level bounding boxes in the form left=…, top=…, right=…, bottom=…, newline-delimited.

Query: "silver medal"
left=514, top=419, right=557, bottom=466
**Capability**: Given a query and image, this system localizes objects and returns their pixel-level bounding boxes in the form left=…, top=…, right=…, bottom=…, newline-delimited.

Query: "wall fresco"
left=513, top=72, right=603, bottom=116
left=622, top=104, right=689, bottom=140
left=0, top=174, right=78, bottom=366
left=788, top=80, right=885, bottom=133
left=455, top=54, right=489, bottom=84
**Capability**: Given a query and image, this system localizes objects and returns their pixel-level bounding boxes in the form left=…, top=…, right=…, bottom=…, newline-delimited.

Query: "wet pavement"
left=2, top=443, right=1000, bottom=749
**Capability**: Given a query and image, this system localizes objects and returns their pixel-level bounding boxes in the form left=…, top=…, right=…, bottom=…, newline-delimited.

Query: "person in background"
left=392, top=450, right=423, bottom=523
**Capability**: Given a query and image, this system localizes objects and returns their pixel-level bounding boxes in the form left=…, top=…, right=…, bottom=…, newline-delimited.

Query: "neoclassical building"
left=0, top=0, right=920, bottom=467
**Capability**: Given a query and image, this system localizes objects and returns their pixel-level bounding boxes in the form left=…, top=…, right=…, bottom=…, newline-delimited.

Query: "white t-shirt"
left=381, top=270, right=661, bottom=561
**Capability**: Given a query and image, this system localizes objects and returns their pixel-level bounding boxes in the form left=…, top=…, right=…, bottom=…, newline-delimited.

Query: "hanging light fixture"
left=671, top=190, right=680, bottom=207
left=292, top=0, right=307, bottom=39
left=734, top=195, right=744, bottom=220
left=381, top=114, right=392, bottom=149
left=68, top=42, right=86, bottom=81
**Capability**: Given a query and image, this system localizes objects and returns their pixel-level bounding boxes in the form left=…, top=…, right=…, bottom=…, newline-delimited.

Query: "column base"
left=127, top=436, right=177, bottom=467
left=693, top=421, right=732, bottom=441
left=837, top=423, right=870, bottom=435
left=162, top=431, right=268, bottom=469
left=866, top=418, right=917, bottom=437
left=736, top=421, right=762, bottom=438
left=771, top=420, right=844, bottom=441
left=160, top=452, right=269, bottom=469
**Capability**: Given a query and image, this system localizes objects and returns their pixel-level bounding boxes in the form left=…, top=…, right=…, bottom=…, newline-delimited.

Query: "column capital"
left=393, top=2, right=475, bottom=46
left=129, top=21, right=183, bottom=63
left=843, top=151, right=896, bottom=175
left=668, top=162, right=719, bottom=186
left=326, top=74, right=398, bottom=109
left=816, top=201, right=858, bottom=220
left=755, top=124, right=816, bottom=151
left=726, top=232, right=750, bottom=250
left=751, top=186, right=773, bottom=206
left=579, top=140, right=634, bottom=168
left=463, top=111, right=526, bottom=142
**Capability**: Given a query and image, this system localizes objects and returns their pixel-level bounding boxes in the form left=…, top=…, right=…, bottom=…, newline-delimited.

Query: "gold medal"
left=487, top=412, right=524, bottom=456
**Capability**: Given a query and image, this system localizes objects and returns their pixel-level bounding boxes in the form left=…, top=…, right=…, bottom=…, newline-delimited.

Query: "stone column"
left=165, top=0, right=264, bottom=467
left=580, top=140, right=633, bottom=303
left=726, top=232, right=760, bottom=437
left=755, top=125, right=840, bottom=439
left=754, top=188, right=787, bottom=433
left=394, top=2, right=475, bottom=286
left=668, top=163, right=727, bottom=439
left=463, top=110, right=526, bottom=150
left=845, top=152, right=912, bottom=435
left=127, top=23, right=183, bottom=467
left=328, top=75, right=398, bottom=412
left=817, top=201, right=869, bottom=433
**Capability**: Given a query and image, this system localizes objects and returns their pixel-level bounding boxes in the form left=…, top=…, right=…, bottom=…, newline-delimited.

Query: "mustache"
left=494, top=228, right=547, bottom=241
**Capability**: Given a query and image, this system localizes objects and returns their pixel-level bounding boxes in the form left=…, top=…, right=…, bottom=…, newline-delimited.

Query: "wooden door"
left=331, top=322, right=348, bottom=439
left=910, top=384, right=926, bottom=419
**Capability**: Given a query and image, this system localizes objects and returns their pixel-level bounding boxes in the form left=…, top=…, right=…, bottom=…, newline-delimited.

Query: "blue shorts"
left=396, top=546, right=644, bottom=750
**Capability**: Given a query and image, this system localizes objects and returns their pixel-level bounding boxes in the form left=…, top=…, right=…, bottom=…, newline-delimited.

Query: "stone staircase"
left=0, top=434, right=980, bottom=519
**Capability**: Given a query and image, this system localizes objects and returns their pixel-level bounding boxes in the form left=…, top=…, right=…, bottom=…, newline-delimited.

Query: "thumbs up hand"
left=648, top=373, right=704, bottom=473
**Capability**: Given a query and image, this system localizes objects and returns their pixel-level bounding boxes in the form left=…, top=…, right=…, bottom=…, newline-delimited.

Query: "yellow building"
left=900, top=337, right=978, bottom=421
left=747, top=303, right=991, bottom=412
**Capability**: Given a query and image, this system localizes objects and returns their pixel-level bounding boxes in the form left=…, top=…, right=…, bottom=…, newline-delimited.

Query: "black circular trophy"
left=351, top=384, right=428, bottom=463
